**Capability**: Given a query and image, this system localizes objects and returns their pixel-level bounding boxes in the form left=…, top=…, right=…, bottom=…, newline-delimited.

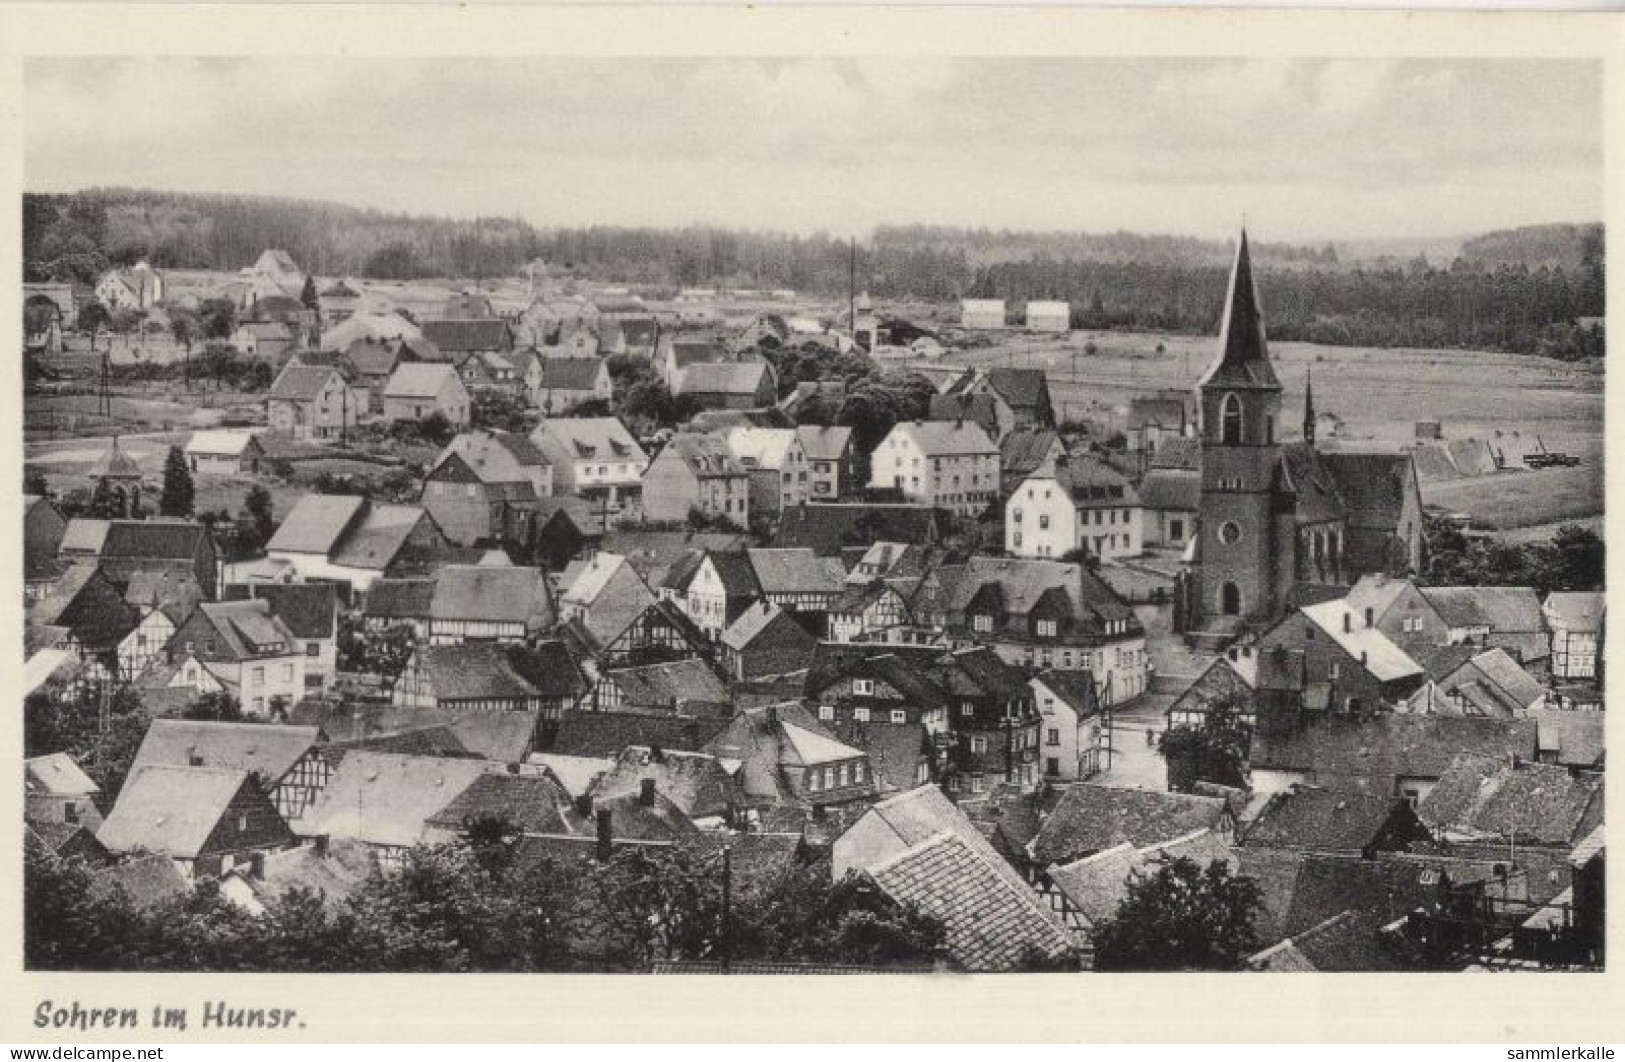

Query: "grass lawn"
left=1422, top=463, right=1603, bottom=531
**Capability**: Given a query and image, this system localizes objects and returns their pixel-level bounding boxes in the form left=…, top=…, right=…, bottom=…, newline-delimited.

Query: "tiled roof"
left=773, top=504, right=943, bottom=555
left=1000, top=428, right=1062, bottom=475
left=895, top=419, right=998, bottom=457
left=677, top=361, right=771, bottom=396
left=1048, top=829, right=1237, bottom=929
left=428, top=565, right=555, bottom=629
left=194, top=600, right=299, bottom=661
left=269, top=364, right=341, bottom=402
left=948, top=555, right=1138, bottom=632
left=1149, top=437, right=1201, bottom=471
left=267, top=494, right=366, bottom=555
left=1419, top=586, right=1545, bottom=634
left=420, top=318, right=513, bottom=353
left=659, top=432, right=747, bottom=477
left=1251, top=716, right=1539, bottom=795
left=1137, top=469, right=1200, bottom=511
left=1320, top=452, right=1416, bottom=530
left=825, top=720, right=928, bottom=795
left=424, top=772, right=577, bottom=835
left=532, top=417, right=646, bottom=466
left=1055, top=454, right=1139, bottom=509
left=548, top=710, right=731, bottom=759
left=601, top=657, right=729, bottom=710
left=25, top=752, right=100, bottom=797
left=795, top=424, right=852, bottom=461
left=1032, top=669, right=1101, bottom=718
left=1528, top=709, right=1605, bottom=769
left=725, top=427, right=799, bottom=469
left=101, top=520, right=211, bottom=561
left=927, top=393, right=1004, bottom=441
left=1545, top=591, right=1604, bottom=633
left=747, top=548, right=845, bottom=595
left=1240, top=787, right=1412, bottom=852
left=589, top=747, right=737, bottom=820
left=93, top=853, right=192, bottom=910
left=1301, top=601, right=1423, bottom=683
left=303, top=752, right=509, bottom=847
left=1419, top=754, right=1602, bottom=847
left=330, top=503, right=431, bottom=571
left=97, top=766, right=261, bottom=858
left=227, top=582, right=339, bottom=639
left=869, top=831, right=1073, bottom=971
left=363, top=578, right=435, bottom=620
left=1030, top=785, right=1230, bottom=867
left=1246, top=909, right=1404, bottom=972
left=385, top=361, right=460, bottom=399
left=131, top=719, right=322, bottom=786
left=538, top=357, right=605, bottom=391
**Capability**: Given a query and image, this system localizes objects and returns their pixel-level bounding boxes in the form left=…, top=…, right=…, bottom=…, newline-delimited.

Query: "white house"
left=960, top=299, right=1006, bottom=330
left=1025, top=301, right=1070, bottom=333
left=1029, top=670, right=1105, bottom=781
left=725, top=427, right=809, bottom=513
left=1006, top=455, right=1143, bottom=562
left=531, top=418, right=649, bottom=526
left=184, top=431, right=265, bottom=476
left=1545, top=591, right=1604, bottom=681
left=868, top=420, right=999, bottom=517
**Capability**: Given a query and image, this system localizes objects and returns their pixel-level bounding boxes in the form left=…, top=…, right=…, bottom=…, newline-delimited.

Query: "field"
left=1422, top=463, right=1604, bottom=532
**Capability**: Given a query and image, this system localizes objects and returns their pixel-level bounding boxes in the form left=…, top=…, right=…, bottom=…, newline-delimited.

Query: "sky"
left=24, top=57, right=1604, bottom=242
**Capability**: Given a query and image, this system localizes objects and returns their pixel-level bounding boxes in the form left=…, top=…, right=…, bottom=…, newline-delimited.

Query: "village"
left=21, top=230, right=1605, bottom=974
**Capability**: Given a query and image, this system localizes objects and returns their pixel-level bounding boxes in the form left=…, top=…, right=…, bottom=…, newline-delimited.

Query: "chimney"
left=248, top=851, right=266, bottom=880
left=1342, top=612, right=1352, bottom=634
left=574, top=794, right=594, bottom=818
left=639, top=778, right=657, bottom=807
left=314, top=834, right=329, bottom=857
left=186, top=745, right=203, bottom=767
left=595, top=807, right=613, bottom=862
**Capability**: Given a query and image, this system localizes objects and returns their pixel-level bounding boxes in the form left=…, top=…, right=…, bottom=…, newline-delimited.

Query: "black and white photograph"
left=7, top=7, right=1612, bottom=1036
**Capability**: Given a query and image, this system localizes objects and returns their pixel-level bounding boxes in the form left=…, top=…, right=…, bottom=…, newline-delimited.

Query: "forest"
left=23, top=190, right=1604, bottom=358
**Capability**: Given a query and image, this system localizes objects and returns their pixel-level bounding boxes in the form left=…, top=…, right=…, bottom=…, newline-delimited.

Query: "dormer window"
left=1036, top=619, right=1057, bottom=637
left=973, top=614, right=993, bottom=633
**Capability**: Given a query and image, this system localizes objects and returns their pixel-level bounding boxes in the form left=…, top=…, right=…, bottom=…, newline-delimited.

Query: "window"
left=307, top=642, right=320, bottom=657
left=853, top=707, right=870, bottom=723
left=1046, top=757, right=1060, bottom=777
left=970, top=736, right=987, bottom=753
left=818, top=705, right=834, bottom=721
left=961, top=703, right=974, bottom=717
left=1013, top=532, right=1023, bottom=548
left=1218, top=521, right=1242, bottom=545
left=63, top=801, right=78, bottom=825
left=280, top=663, right=293, bottom=682
left=251, top=666, right=265, bottom=686
left=852, top=678, right=873, bottom=695
left=1220, top=393, right=1243, bottom=445
left=1047, top=728, right=1060, bottom=746
left=837, top=764, right=849, bottom=787
left=973, top=614, right=993, bottom=633
left=1012, top=508, right=1023, bottom=524
left=1036, top=619, right=1057, bottom=637
left=1038, top=514, right=1050, bottom=530
left=971, top=774, right=985, bottom=794
left=466, top=484, right=478, bottom=497
left=854, top=761, right=866, bottom=783
left=890, top=710, right=907, bottom=724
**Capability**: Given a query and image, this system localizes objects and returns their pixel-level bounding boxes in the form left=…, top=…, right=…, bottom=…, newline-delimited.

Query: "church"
left=1174, top=230, right=1424, bottom=640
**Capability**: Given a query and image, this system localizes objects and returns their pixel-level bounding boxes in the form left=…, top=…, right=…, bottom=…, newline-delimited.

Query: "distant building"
left=1006, top=453, right=1142, bottom=561
left=1545, top=591, right=1604, bottom=681
left=795, top=424, right=855, bottom=501
left=868, top=419, right=999, bottom=517
left=95, top=261, right=164, bottom=311
left=535, top=357, right=612, bottom=413
left=267, top=363, right=365, bottom=441
left=97, top=765, right=295, bottom=878
left=1025, top=300, right=1070, bottom=333
left=642, top=432, right=750, bottom=529
left=1029, top=669, right=1104, bottom=780
left=383, top=363, right=471, bottom=428
left=263, top=494, right=452, bottom=591
left=1127, top=390, right=1196, bottom=454
left=422, top=431, right=553, bottom=548
left=184, top=431, right=265, bottom=476
left=675, top=360, right=778, bottom=411
left=530, top=418, right=649, bottom=526
left=960, top=298, right=1006, bottom=330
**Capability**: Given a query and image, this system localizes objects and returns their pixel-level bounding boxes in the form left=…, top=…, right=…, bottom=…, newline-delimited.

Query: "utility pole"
left=848, top=238, right=856, bottom=332
left=720, top=845, right=733, bottom=974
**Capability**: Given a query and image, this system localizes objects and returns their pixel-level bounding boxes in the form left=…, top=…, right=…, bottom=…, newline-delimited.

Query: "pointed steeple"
left=1303, top=367, right=1316, bottom=444
left=1197, top=227, right=1280, bottom=391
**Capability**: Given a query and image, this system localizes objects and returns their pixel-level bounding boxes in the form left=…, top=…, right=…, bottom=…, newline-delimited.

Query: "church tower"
left=1193, top=229, right=1283, bottom=627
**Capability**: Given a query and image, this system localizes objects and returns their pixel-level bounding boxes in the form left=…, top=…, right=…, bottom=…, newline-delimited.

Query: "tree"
left=1549, top=524, right=1604, bottom=591
left=419, top=411, right=454, bottom=446
left=182, top=691, right=242, bottom=722
left=1090, top=856, right=1264, bottom=971
left=169, top=309, right=199, bottom=354
left=25, top=469, right=50, bottom=497
left=160, top=445, right=195, bottom=517
left=239, top=485, right=276, bottom=554
left=300, top=274, right=320, bottom=312
left=1159, top=689, right=1251, bottom=791
left=77, top=298, right=110, bottom=339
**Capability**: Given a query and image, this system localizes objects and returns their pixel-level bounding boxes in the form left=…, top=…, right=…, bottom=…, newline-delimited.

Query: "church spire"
left=1303, top=367, right=1315, bottom=444
left=1197, top=227, right=1280, bottom=392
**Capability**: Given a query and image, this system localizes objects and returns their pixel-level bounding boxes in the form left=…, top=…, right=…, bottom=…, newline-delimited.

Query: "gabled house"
left=1254, top=599, right=1427, bottom=717
left=128, top=719, right=330, bottom=825
left=945, top=556, right=1147, bottom=704
left=719, top=601, right=818, bottom=681
left=78, top=519, right=220, bottom=599
left=1047, top=829, right=1233, bottom=944
left=868, top=419, right=1000, bottom=516
left=1137, top=467, right=1200, bottom=549
left=300, top=752, right=509, bottom=866
left=773, top=502, right=946, bottom=556
left=364, top=564, right=556, bottom=646
left=383, top=362, right=471, bottom=428
left=419, top=318, right=515, bottom=360
left=725, top=427, right=810, bottom=514
left=657, top=335, right=727, bottom=389
left=97, top=765, right=295, bottom=879
left=663, top=548, right=762, bottom=640
left=931, top=645, right=1041, bottom=791
left=1126, top=390, right=1196, bottom=455
left=703, top=702, right=874, bottom=810
left=28, top=563, right=138, bottom=661
left=166, top=600, right=306, bottom=717
left=185, top=431, right=265, bottom=475
left=392, top=641, right=587, bottom=720
left=116, top=571, right=204, bottom=682
left=833, top=784, right=1076, bottom=971
left=1544, top=591, right=1603, bottom=682
left=95, top=261, right=164, bottom=311
left=827, top=580, right=914, bottom=644
left=535, top=357, right=612, bottom=414
left=1029, top=668, right=1104, bottom=781
left=422, top=431, right=554, bottom=547
left=26, top=752, right=104, bottom=831
left=1028, top=784, right=1236, bottom=873
left=795, top=424, right=855, bottom=501
left=1406, top=647, right=1546, bottom=717
left=641, top=432, right=750, bottom=529
left=337, top=337, right=404, bottom=412
left=675, top=360, right=778, bottom=411
left=584, top=657, right=730, bottom=715
left=1419, top=754, right=1602, bottom=852
left=1000, top=427, right=1068, bottom=494
left=746, top=547, right=846, bottom=616
left=24, top=494, right=68, bottom=600
left=928, top=392, right=1012, bottom=447
left=588, top=746, right=740, bottom=826
left=229, top=320, right=295, bottom=359
left=1007, top=453, right=1143, bottom=561
left=531, top=417, right=649, bottom=526
left=263, top=494, right=453, bottom=591
left=223, top=582, right=342, bottom=694
left=267, top=363, right=365, bottom=441
left=947, top=367, right=1055, bottom=430
left=1418, top=586, right=1550, bottom=675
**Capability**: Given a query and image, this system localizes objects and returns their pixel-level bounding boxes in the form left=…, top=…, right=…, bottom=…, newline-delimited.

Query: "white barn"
left=960, top=299, right=1006, bottom=330
left=1025, top=301, right=1071, bottom=333
left=185, top=431, right=266, bottom=476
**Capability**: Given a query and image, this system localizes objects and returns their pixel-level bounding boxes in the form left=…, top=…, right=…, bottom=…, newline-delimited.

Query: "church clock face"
left=1218, top=520, right=1243, bottom=545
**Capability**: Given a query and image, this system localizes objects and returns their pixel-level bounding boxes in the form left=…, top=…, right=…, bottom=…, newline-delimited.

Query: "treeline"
left=23, top=191, right=1604, bottom=358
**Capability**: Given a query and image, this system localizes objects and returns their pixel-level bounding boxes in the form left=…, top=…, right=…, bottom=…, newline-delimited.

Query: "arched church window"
left=1220, top=582, right=1242, bottom=616
left=1221, top=393, right=1243, bottom=445
left=1265, top=414, right=1274, bottom=445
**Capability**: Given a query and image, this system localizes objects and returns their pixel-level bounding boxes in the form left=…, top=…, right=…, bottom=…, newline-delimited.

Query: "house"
left=960, top=298, right=1006, bottom=330
left=1414, top=586, right=1550, bottom=673
left=547, top=709, right=731, bottom=760
left=1126, top=390, right=1196, bottom=455
left=928, top=392, right=1013, bottom=446
left=584, top=658, right=730, bottom=716
left=318, top=279, right=362, bottom=323
left=531, top=418, right=649, bottom=526
left=1137, top=468, right=1200, bottom=549
left=676, top=360, right=779, bottom=411
left=115, top=572, right=203, bottom=681
left=184, top=431, right=265, bottom=476
left=719, top=601, right=818, bottom=681
left=97, top=766, right=295, bottom=878
left=383, top=363, right=471, bottom=428
left=779, top=379, right=844, bottom=419
left=805, top=645, right=954, bottom=735
left=947, top=367, right=1056, bottom=430
left=229, top=320, right=296, bottom=359
left=868, top=419, right=999, bottom=517
left=1028, top=669, right=1104, bottom=781
left=657, top=335, right=728, bottom=389
left=588, top=746, right=739, bottom=826
left=166, top=600, right=306, bottom=717
left=1239, top=785, right=1431, bottom=857
left=1248, top=715, right=1539, bottom=802
left=1528, top=710, right=1605, bottom=770
left=747, top=547, right=847, bottom=617
left=535, top=357, right=612, bottom=413
left=664, top=549, right=763, bottom=640
left=1007, top=454, right=1143, bottom=561
left=418, top=772, right=583, bottom=846
left=833, top=784, right=1076, bottom=971
left=26, top=753, right=104, bottom=831
left=456, top=349, right=528, bottom=398
left=267, top=363, right=364, bottom=441
left=773, top=502, right=946, bottom=556
left=1406, top=647, right=1546, bottom=717
left=641, top=432, right=750, bottom=529
left=223, top=582, right=341, bottom=694
left=419, top=318, right=514, bottom=360
left=1028, top=784, right=1236, bottom=871
left=725, top=427, right=810, bottom=514
left=930, top=646, right=1042, bottom=791
left=95, top=261, right=164, bottom=311
left=1000, top=428, right=1068, bottom=495
left=364, top=565, right=555, bottom=645
left=300, top=752, right=509, bottom=865
left=392, top=641, right=587, bottom=720
left=319, top=312, right=422, bottom=352
left=1166, top=650, right=1259, bottom=730
left=336, top=338, right=405, bottom=412
left=794, top=424, right=855, bottom=501
left=1253, top=599, right=1427, bottom=716
left=1025, top=300, right=1070, bottom=333
left=1544, top=591, right=1604, bottom=681
left=945, top=556, right=1148, bottom=705
left=262, top=494, right=452, bottom=591
left=1419, top=754, right=1602, bottom=851
left=24, top=495, right=68, bottom=599
left=826, top=580, right=914, bottom=644
left=76, top=519, right=221, bottom=600
left=28, top=563, right=138, bottom=660
left=127, top=719, right=330, bottom=825
left=1047, top=829, right=1235, bottom=943
left=703, top=702, right=874, bottom=810
left=422, top=431, right=553, bottom=548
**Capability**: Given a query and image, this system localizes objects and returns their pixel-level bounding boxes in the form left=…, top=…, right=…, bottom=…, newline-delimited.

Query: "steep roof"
left=97, top=766, right=262, bottom=858
left=185, top=430, right=260, bottom=458
left=25, top=752, right=100, bottom=798
left=226, top=582, right=338, bottom=640
left=773, top=503, right=943, bottom=555
left=1137, top=468, right=1201, bottom=511
left=330, top=503, right=432, bottom=571
left=267, top=494, right=366, bottom=555
left=1545, top=591, right=1604, bottom=633
left=192, top=600, right=299, bottom=660
left=589, top=746, right=737, bottom=820
left=678, top=360, right=771, bottom=395
left=1197, top=228, right=1280, bottom=391
left=747, top=548, right=845, bottom=595
left=87, top=437, right=143, bottom=480
left=1029, top=785, right=1230, bottom=866
left=412, top=642, right=582, bottom=702
left=428, top=565, right=554, bottom=628
left=1420, top=586, right=1545, bottom=633
left=424, top=772, right=577, bottom=835
left=549, top=709, right=731, bottom=759
left=419, top=318, right=512, bottom=353
left=432, top=431, right=549, bottom=484
left=659, top=432, right=746, bottom=477
left=1055, top=454, right=1139, bottom=509
left=535, top=357, right=603, bottom=392
left=1301, top=600, right=1423, bottom=684
left=949, top=555, right=1138, bottom=631
left=101, top=520, right=211, bottom=561
left=824, top=720, right=929, bottom=796
left=1000, top=428, right=1062, bottom=476
left=93, top=853, right=192, bottom=910
left=532, top=417, right=645, bottom=464
left=1320, top=452, right=1416, bottom=530
left=1251, top=716, right=1539, bottom=794
left=894, top=419, right=998, bottom=457
left=794, top=424, right=852, bottom=461
left=59, top=517, right=111, bottom=555
left=983, top=368, right=1050, bottom=413
left=601, top=657, right=729, bottom=710
left=1419, top=754, right=1602, bottom=847
left=130, top=719, right=322, bottom=786
left=1149, top=437, right=1202, bottom=471
left=1047, top=829, right=1236, bottom=929
left=726, top=427, right=799, bottom=469
left=1240, top=787, right=1413, bottom=852
left=269, top=364, right=342, bottom=402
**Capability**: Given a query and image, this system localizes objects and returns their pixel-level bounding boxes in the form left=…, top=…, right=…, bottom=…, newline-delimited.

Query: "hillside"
left=1460, top=223, right=1604, bottom=272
